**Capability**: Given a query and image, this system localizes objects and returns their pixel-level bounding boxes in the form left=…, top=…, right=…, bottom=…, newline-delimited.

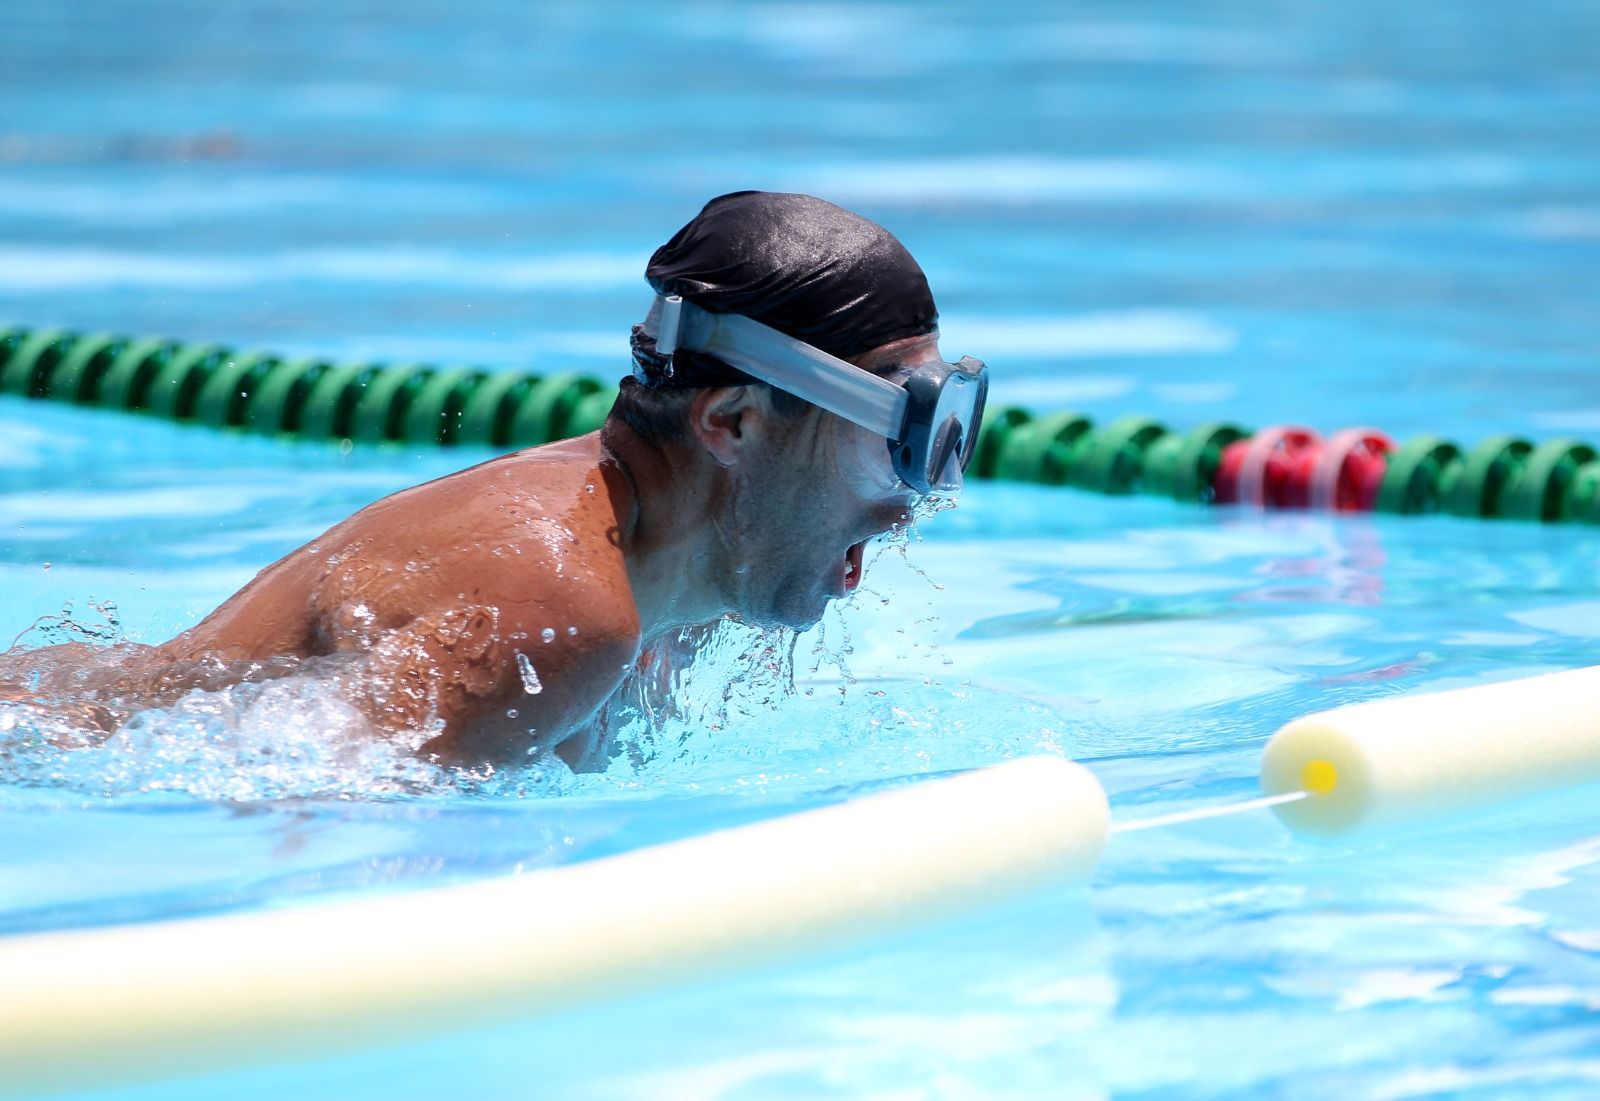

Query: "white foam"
left=0, top=177, right=344, bottom=221
left=0, top=488, right=251, bottom=525
left=745, top=4, right=917, bottom=55
left=942, top=311, right=1237, bottom=358
left=1070, top=571, right=1243, bottom=596
left=1507, top=601, right=1600, bottom=639
left=1151, top=381, right=1238, bottom=404
left=0, top=247, right=643, bottom=292
left=1530, top=408, right=1600, bottom=431
left=991, top=376, right=1137, bottom=406
left=277, top=82, right=401, bottom=116
left=786, top=156, right=1227, bottom=204
left=1022, top=20, right=1288, bottom=66
left=0, top=422, right=58, bottom=471
left=538, top=332, right=627, bottom=357
left=1519, top=206, right=1600, bottom=240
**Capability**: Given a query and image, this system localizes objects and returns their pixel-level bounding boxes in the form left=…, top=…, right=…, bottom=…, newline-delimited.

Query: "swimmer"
left=0, top=192, right=987, bottom=770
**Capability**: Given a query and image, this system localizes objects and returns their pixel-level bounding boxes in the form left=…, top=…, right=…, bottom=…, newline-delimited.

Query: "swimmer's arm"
left=350, top=604, right=637, bottom=770
left=442, top=632, right=636, bottom=771
left=550, top=724, right=609, bottom=772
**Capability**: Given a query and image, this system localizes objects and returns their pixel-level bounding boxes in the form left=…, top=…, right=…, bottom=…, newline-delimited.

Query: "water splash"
left=8, top=598, right=124, bottom=651
left=0, top=493, right=1072, bottom=806
left=0, top=637, right=578, bottom=803
left=586, top=613, right=1072, bottom=797
left=515, top=651, right=544, bottom=695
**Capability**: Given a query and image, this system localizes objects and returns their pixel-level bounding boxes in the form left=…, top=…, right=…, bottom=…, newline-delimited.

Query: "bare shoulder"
left=320, top=435, right=643, bottom=763
left=362, top=435, right=636, bottom=636
left=166, top=435, right=621, bottom=659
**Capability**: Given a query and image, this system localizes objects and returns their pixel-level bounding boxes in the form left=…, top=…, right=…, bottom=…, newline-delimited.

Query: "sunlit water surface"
left=3, top=1, right=1600, bottom=1098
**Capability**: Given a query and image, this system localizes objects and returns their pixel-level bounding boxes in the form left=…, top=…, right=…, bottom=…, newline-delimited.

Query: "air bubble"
left=541, top=628, right=556, bottom=644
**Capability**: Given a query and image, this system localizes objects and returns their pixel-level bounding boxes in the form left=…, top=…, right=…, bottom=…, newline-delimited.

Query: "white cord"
left=1110, top=790, right=1309, bottom=834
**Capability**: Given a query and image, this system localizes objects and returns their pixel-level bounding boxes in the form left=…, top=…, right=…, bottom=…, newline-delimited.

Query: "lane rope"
left=3, top=324, right=1598, bottom=523
left=1109, top=790, right=1310, bottom=834
left=4, top=664, right=1600, bottom=1094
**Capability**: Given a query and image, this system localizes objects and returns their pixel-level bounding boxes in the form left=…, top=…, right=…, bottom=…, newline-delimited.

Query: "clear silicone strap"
left=651, top=294, right=909, bottom=441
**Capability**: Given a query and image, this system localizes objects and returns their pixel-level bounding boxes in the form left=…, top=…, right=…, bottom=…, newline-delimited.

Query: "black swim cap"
left=635, top=191, right=938, bottom=388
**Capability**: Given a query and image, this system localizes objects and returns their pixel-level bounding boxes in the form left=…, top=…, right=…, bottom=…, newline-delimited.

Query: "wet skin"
left=0, top=335, right=943, bottom=771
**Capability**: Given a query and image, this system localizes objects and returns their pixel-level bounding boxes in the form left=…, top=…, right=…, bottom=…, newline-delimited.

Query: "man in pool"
left=2, top=192, right=987, bottom=770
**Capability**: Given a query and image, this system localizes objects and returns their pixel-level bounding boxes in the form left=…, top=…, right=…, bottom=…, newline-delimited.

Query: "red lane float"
left=1213, top=425, right=1323, bottom=508
left=1310, top=428, right=1394, bottom=513
left=1213, top=425, right=1395, bottom=514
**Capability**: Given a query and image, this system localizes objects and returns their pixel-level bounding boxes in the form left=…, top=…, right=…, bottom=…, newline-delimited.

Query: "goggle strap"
left=654, top=294, right=683, bottom=358
left=649, top=294, right=910, bottom=441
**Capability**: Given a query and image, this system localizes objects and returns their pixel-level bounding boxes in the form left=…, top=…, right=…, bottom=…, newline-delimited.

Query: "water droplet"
left=584, top=483, right=595, bottom=494
left=41, top=562, right=50, bottom=572
left=505, top=708, right=519, bottom=719
left=515, top=652, right=543, bottom=695
left=541, top=627, right=556, bottom=644
left=566, top=625, right=578, bottom=636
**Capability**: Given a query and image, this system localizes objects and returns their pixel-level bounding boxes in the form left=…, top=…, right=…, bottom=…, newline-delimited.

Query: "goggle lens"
left=928, top=419, right=966, bottom=495
left=920, top=358, right=987, bottom=495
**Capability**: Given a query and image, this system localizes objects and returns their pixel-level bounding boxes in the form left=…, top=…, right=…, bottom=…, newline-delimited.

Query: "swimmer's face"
left=720, top=334, right=944, bottom=629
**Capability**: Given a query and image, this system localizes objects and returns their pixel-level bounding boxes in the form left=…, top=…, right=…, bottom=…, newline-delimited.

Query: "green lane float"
left=48, top=332, right=125, bottom=404
left=4, top=325, right=1600, bottom=525
left=98, top=338, right=181, bottom=411
left=1504, top=438, right=1597, bottom=522
left=989, top=408, right=1094, bottom=485
left=0, top=325, right=622, bottom=453
left=1374, top=435, right=1461, bottom=515
left=1567, top=461, right=1600, bottom=524
left=458, top=371, right=539, bottom=447
left=0, top=327, right=71, bottom=396
left=350, top=363, right=431, bottom=444
left=1078, top=415, right=1169, bottom=494
left=1446, top=435, right=1533, bottom=518
left=246, top=356, right=334, bottom=434
left=1142, top=422, right=1249, bottom=503
left=195, top=350, right=281, bottom=429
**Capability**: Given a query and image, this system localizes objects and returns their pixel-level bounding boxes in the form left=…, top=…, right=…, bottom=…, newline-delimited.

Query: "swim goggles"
left=639, top=293, right=988, bottom=497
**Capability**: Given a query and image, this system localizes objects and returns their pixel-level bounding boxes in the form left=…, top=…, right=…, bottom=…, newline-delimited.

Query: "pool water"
left=4, top=1, right=1600, bottom=1097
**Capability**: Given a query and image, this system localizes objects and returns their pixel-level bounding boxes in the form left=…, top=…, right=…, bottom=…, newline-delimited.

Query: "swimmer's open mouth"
left=844, top=540, right=866, bottom=592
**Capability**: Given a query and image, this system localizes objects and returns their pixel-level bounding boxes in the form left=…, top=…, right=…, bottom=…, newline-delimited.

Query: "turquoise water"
left=4, top=1, right=1600, bottom=1097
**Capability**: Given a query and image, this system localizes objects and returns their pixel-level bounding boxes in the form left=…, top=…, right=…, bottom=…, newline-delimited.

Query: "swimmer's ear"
left=688, top=385, right=772, bottom=467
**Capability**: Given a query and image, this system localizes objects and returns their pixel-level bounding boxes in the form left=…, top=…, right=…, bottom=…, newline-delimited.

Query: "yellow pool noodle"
left=1261, top=665, right=1600, bottom=839
left=0, top=755, right=1107, bottom=1098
